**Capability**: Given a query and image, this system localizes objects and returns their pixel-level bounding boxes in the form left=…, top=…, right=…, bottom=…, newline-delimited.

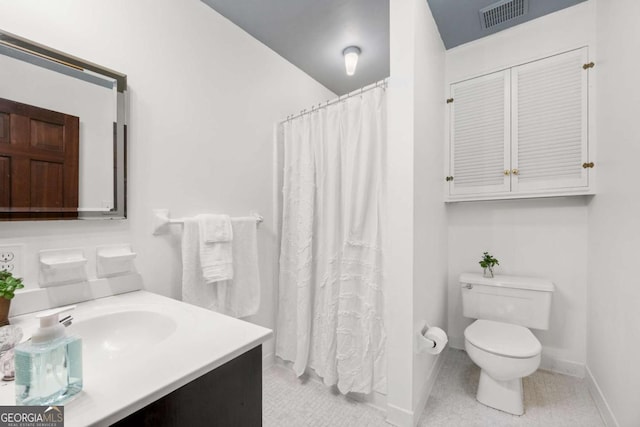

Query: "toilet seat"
left=465, top=319, right=541, bottom=359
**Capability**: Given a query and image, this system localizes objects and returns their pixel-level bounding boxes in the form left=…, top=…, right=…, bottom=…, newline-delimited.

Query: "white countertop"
left=0, top=290, right=273, bottom=426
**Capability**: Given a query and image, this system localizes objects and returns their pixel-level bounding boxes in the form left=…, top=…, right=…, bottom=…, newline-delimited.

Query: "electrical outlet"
left=0, top=251, right=14, bottom=262
left=0, top=245, right=24, bottom=278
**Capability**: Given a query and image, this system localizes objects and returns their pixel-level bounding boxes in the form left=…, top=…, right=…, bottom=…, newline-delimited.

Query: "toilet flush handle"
left=464, top=283, right=473, bottom=290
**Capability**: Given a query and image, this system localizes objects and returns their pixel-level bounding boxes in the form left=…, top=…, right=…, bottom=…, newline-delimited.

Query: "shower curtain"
left=276, top=86, right=386, bottom=395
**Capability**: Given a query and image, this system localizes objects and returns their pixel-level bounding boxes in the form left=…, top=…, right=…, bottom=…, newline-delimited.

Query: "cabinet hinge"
left=445, top=176, right=454, bottom=182
left=446, top=98, right=454, bottom=104
left=582, top=62, right=595, bottom=70
left=582, top=162, right=595, bottom=169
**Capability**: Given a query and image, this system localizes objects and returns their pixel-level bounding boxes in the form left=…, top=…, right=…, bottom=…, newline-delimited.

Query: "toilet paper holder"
left=417, top=321, right=436, bottom=349
left=416, top=320, right=448, bottom=354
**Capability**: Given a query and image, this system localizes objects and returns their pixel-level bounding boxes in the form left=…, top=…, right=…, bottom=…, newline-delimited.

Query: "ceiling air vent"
left=480, top=0, right=529, bottom=30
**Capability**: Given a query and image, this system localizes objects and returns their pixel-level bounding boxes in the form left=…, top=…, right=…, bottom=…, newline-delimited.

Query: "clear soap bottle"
left=14, top=306, right=83, bottom=405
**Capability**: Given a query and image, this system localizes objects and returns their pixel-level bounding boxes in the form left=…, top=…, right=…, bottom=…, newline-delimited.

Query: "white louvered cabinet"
left=446, top=47, right=593, bottom=202
left=449, top=70, right=511, bottom=196
left=511, top=48, right=589, bottom=193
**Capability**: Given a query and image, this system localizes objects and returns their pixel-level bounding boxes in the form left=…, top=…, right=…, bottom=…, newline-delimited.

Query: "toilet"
left=460, top=273, right=554, bottom=415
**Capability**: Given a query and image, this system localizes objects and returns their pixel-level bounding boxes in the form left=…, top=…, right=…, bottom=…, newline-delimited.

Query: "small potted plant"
left=0, top=271, right=24, bottom=326
left=479, top=252, right=499, bottom=278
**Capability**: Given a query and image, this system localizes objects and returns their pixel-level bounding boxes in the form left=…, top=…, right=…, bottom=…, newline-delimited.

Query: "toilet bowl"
left=464, top=319, right=542, bottom=415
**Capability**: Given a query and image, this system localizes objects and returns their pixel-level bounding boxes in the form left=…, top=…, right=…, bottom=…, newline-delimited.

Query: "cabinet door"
left=449, top=70, right=511, bottom=196
left=511, top=48, right=589, bottom=193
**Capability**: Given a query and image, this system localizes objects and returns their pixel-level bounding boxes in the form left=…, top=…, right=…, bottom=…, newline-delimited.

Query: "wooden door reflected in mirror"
left=0, top=98, right=79, bottom=219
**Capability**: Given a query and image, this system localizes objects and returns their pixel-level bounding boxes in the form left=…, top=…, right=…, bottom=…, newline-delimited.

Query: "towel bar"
left=152, top=209, right=263, bottom=235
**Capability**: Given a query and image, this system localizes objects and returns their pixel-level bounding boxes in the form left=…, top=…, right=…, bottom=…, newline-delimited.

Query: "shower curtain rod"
left=280, top=78, right=388, bottom=123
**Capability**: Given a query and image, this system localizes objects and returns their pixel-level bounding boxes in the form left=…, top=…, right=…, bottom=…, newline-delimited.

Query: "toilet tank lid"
left=459, top=273, right=555, bottom=292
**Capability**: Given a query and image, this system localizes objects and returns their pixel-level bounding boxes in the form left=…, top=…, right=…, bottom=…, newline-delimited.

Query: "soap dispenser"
left=14, top=306, right=83, bottom=405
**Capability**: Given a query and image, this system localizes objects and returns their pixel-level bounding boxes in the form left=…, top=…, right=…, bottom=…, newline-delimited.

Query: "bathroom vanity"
left=0, top=291, right=272, bottom=427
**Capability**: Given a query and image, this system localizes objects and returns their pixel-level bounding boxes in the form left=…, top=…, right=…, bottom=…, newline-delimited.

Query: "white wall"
left=387, top=0, right=446, bottom=425
left=411, top=0, right=447, bottom=418
left=0, top=0, right=334, bottom=365
left=445, top=1, right=595, bottom=377
left=448, top=198, right=588, bottom=374
left=386, top=0, right=417, bottom=420
left=588, top=1, right=640, bottom=425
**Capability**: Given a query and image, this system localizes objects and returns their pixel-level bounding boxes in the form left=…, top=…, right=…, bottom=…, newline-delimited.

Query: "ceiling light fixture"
left=343, top=46, right=361, bottom=76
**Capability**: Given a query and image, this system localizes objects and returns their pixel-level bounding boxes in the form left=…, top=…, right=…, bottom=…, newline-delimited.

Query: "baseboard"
left=586, top=366, right=619, bottom=427
left=448, top=335, right=465, bottom=350
left=412, top=349, right=447, bottom=425
left=539, top=354, right=585, bottom=378
left=386, top=402, right=414, bottom=427
left=262, top=351, right=275, bottom=370
left=346, top=387, right=388, bottom=412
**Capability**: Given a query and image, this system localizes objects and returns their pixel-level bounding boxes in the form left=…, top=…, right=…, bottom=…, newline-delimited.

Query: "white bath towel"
left=197, top=214, right=233, bottom=283
left=201, top=214, right=233, bottom=242
left=182, top=217, right=260, bottom=318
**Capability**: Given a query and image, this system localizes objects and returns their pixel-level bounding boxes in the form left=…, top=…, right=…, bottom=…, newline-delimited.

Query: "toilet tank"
left=460, top=273, right=555, bottom=330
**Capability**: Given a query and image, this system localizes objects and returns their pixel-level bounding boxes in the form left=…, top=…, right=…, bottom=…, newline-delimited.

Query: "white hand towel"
left=182, top=217, right=260, bottom=318
left=182, top=217, right=203, bottom=305
left=202, top=214, right=233, bottom=242
left=197, top=214, right=233, bottom=283
left=220, top=217, right=261, bottom=318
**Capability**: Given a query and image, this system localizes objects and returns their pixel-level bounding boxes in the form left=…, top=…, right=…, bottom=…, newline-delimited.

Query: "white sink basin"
left=2, top=290, right=272, bottom=427
left=67, top=310, right=177, bottom=364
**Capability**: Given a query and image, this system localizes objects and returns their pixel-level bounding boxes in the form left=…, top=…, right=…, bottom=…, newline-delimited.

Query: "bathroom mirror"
left=0, top=29, right=127, bottom=220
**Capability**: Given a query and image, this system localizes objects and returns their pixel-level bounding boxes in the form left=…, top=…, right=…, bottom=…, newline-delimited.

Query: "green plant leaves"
left=479, top=251, right=499, bottom=268
left=0, top=270, right=24, bottom=300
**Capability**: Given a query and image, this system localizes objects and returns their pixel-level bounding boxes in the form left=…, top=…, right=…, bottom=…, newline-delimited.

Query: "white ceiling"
left=201, top=0, right=588, bottom=95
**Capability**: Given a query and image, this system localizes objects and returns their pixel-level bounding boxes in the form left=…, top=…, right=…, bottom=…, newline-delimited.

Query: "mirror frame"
left=0, top=29, right=127, bottom=220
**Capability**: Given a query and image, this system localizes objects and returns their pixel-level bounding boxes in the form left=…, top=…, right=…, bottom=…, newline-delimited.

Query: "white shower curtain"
left=276, top=86, right=386, bottom=395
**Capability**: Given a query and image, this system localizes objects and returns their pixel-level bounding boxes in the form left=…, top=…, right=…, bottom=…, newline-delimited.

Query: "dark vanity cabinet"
left=113, top=345, right=263, bottom=427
